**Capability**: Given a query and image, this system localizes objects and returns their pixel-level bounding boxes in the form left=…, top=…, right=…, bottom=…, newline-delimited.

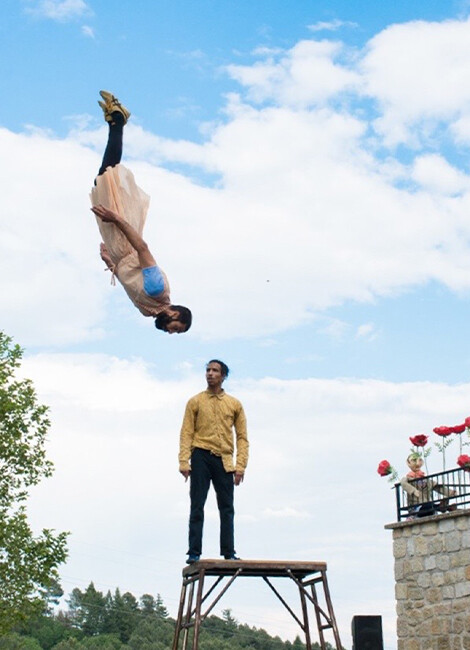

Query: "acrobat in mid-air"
left=90, top=91, right=192, bottom=334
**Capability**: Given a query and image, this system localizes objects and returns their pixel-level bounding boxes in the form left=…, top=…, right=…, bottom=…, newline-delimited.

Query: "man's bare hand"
left=234, top=472, right=244, bottom=486
left=180, top=469, right=191, bottom=482
left=91, top=204, right=120, bottom=223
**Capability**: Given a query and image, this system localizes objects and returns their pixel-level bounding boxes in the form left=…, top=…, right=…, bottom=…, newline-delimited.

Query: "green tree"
left=0, top=634, right=42, bottom=650
left=154, top=595, right=168, bottom=620
left=0, top=332, right=68, bottom=633
left=68, top=584, right=107, bottom=636
left=138, top=595, right=156, bottom=617
left=103, top=589, right=138, bottom=643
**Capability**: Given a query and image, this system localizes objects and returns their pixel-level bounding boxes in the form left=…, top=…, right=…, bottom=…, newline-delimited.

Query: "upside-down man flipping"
left=90, top=91, right=192, bottom=334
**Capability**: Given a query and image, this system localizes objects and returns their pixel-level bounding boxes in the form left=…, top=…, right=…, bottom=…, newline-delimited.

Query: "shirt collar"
left=205, top=388, right=225, bottom=399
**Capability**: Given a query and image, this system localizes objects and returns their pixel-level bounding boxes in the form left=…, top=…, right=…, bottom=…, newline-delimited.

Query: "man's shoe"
left=186, top=554, right=200, bottom=564
left=223, top=554, right=240, bottom=560
left=98, top=90, right=131, bottom=124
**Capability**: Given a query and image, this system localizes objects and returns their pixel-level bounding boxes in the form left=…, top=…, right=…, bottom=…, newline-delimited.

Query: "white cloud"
left=356, top=322, right=378, bottom=341
left=308, top=19, right=357, bottom=33
left=411, top=154, right=470, bottom=195
left=22, top=352, right=470, bottom=647
left=361, top=17, right=470, bottom=145
left=24, top=0, right=91, bottom=22
left=81, top=24, right=94, bottom=38
left=226, top=39, right=359, bottom=106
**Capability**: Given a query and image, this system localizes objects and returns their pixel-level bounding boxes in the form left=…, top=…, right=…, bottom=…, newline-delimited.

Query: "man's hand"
left=91, top=204, right=120, bottom=223
left=234, top=472, right=244, bottom=486
left=180, top=469, right=191, bottom=482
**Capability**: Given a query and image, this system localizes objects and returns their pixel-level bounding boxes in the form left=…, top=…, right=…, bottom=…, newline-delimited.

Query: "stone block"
left=445, top=531, right=462, bottom=552
left=451, top=549, right=470, bottom=567
left=452, top=638, right=463, bottom=650
left=456, top=516, right=470, bottom=531
left=394, top=538, right=408, bottom=558
left=415, top=536, right=429, bottom=556
left=429, top=536, right=444, bottom=553
left=455, top=582, right=470, bottom=598
left=443, top=585, right=455, bottom=599
left=410, top=558, right=424, bottom=573
left=453, top=598, right=470, bottom=614
left=432, top=617, right=450, bottom=635
left=431, top=571, right=445, bottom=586
left=408, top=586, right=424, bottom=600
left=463, top=530, right=470, bottom=547
left=396, top=619, right=409, bottom=637
left=438, top=519, right=455, bottom=533
left=426, top=587, right=442, bottom=604
left=436, top=554, right=450, bottom=571
left=462, top=636, right=470, bottom=650
left=406, top=538, right=416, bottom=556
left=444, top=568, right=461, bottom=584
left=396, top=583, right=408, bottom=600
left=416, top=572, right=431, bottom=588
left=395, top=560, right=404, bottom=580
left=422, top=521, right=438, bottom=535
left=424, top=555, right=437, bottom=570
left=437, top=636, right=451, bottom=650
left=452, top=616, right=465, bottom=634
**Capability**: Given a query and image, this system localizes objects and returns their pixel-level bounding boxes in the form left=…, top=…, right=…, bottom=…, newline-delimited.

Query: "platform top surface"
left=182, top=559, right=327, bottom=578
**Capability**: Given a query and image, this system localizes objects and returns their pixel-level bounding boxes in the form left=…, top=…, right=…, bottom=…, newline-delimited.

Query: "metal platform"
left=172, top=559, right=342, bottom=649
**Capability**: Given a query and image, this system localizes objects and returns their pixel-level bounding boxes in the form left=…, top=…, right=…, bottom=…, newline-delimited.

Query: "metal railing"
left=394, top=467, right=470, bottom=522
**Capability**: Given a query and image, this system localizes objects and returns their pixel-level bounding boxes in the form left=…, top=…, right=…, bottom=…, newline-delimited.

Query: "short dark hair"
left=154, top=305, right=192, bottom=332
left=207, top=359, right=229, bottom=378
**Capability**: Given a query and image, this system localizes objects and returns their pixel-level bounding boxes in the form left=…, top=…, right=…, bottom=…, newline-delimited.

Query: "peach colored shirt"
left=90, top=165, right=171, bottom=316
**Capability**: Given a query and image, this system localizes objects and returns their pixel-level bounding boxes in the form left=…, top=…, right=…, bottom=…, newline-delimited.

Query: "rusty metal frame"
left=172, top=560, right=342, bottom=650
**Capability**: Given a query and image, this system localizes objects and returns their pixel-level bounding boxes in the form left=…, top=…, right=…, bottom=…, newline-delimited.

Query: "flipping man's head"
left=155, top=306, right=192, bottom=334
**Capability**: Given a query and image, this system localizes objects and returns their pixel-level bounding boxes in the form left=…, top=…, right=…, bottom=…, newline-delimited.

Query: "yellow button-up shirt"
left=179, top=390, right=249, bottom=474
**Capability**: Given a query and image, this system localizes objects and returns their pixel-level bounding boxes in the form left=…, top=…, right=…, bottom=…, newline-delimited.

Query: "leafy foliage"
left=0, top=332, right=68, bottom=633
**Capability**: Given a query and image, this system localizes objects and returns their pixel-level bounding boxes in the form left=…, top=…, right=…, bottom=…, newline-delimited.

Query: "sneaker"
left=186, top=554, right=200, bottom=564
left=98, top=90, right=131, bottom=124
left=223, top=554, right=240, bottom=560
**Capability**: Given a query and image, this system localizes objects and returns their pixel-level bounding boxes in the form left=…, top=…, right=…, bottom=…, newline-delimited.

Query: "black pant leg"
left=188, top=449, right=211, bottom=556
left=97, top=112, right=124, bottom=177
left=211, top=456, right=235, bottom=557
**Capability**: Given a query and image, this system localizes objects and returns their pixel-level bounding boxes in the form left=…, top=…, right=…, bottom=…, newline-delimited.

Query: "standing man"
left=179, top=360, right=249, bottom=564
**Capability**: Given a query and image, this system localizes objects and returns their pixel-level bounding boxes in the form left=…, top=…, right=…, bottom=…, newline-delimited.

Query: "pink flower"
left=377, top=460, right=392, bottom=477
left=465, top=416, right=470, bottom=429
left=410, top=434, right=428, bottom=447
left=451, top=424, right=466, bottom=434
left=457, top=454, right=470, bottom=471
left=433, top=426, right=452, bottom=437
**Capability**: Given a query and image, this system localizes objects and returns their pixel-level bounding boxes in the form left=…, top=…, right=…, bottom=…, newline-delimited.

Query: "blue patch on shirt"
left=142, top=266, right=164, bottom=296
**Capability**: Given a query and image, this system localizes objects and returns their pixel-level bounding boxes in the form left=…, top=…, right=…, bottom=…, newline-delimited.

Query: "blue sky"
left=3, top=1, right=470, bottom=649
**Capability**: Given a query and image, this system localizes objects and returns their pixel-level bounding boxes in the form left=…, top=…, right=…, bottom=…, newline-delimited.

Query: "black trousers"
left=97, top=112, right=124, bottom=177
left=188, top=448, right=235, bottom=557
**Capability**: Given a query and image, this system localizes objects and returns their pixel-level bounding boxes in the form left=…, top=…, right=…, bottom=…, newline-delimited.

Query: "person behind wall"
left=400, top=453, right=455, bottom=518
left=179, top=360, right=249, bottom=564
left=90, top=91, right=192, bottom=334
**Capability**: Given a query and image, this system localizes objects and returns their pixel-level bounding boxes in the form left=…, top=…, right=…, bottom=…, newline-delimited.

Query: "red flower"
left=451, top=424, right=466, bottom=434
left=465, top=416, right=470, bottom=429
left=410, top=434, right=428, bottom=447
left=457, top=454, right=470, bottom=471
left=433, top=426, right=452, bottom=437
left=377, top=460, right=392, bottom=477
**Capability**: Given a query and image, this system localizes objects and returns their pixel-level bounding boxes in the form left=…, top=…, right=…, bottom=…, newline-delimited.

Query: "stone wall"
left=385, top=510, right=470, bottom=650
